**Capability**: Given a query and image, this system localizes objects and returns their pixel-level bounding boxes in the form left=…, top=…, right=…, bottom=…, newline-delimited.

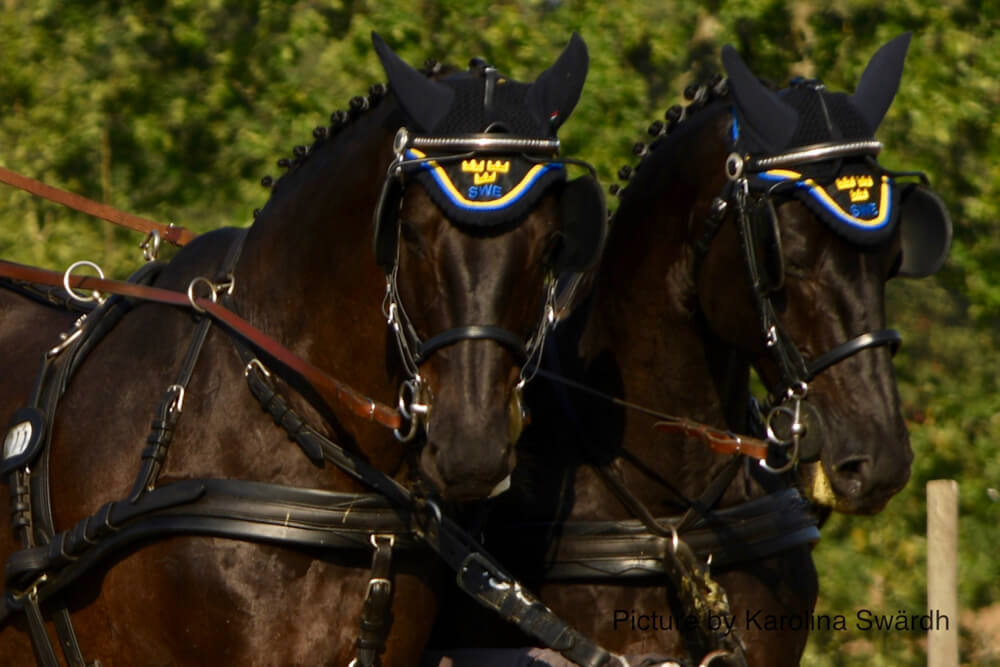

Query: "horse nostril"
left=832, top=454, right=873, bottom=497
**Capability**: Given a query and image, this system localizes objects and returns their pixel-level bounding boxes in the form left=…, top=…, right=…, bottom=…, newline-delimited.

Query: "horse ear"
left=849, top=33, right=911, bottom=133
left=721, top=45, right=798, bottom=153
left=525, top=32, right=589, bottom=133
left=372, top=32, right=454, bottom=133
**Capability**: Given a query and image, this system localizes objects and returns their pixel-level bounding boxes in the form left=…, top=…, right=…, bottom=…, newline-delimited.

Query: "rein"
left=534, top=367, right=770, bottom=460
left=0, top=258, right=403, bottom=430
left=0, top=165, right=197, bottom=250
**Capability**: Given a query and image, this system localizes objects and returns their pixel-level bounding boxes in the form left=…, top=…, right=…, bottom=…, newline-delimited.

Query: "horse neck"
left=231, top=100, right=400, bottom=432
left=578, top=103, right=756, bottom=499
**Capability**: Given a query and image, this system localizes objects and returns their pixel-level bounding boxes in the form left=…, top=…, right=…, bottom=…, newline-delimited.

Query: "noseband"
left=696, top=139, right=904, bottom=471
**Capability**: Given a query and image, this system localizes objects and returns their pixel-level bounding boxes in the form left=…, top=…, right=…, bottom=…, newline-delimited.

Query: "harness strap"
left=128, top=315, right=213, bottom=502
left=22, top=593, right=60, bottom=667
left=517, top=488, right=820, bottom=579
left=128, top=235, right=244, bottom=502
left=416, top=325, right=528, bottom=363
left=0, top=259, right=402, bottom=430
left=594, top=465, right=746, bottom=665
left=0, top=165, right=196, bottom=247
left=0, top=277, right=95, bottom=313
left=354, top=535, right=395, bottom=667
left=804, top=329, right=901, bottom=381
left=674, top=456, right=743, bottom=534
left=236, top=357, right=627, bottom=667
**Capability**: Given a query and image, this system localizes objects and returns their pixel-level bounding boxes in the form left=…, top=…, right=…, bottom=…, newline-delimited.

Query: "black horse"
left=0, top=34, right=605, bottom=666
left=431, top=33, right=950, bottom=667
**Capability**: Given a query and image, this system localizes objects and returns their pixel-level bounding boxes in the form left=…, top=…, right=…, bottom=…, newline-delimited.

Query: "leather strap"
left=22, top=594, right=59, bottom=667
left=0, top=259, right=402, bottom=430
left=416, top=325, right=528, bottom=363
left=238, top=361, right=626, bottom=667
left=354, top=535, right=395, bottom=667
left=804, top=329, right=901, bottom=380
left=596, top=465, right=746, bottom=663
left=0, top=165, right=195, bottom=246
left=128, top=316, right=213, bottom=502
left=652, top=418, right=769, bottom=460
left=522, top=488, right=820, bottom=578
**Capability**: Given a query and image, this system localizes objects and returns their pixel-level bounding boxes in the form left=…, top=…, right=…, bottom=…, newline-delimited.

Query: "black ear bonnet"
left=371, top=32, right=606, bottom=273
left=723, top=33, right=951, bottom=278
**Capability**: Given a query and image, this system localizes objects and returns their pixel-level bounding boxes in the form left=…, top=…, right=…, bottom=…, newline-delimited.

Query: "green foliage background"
left=1, top=1, right=997, bottom=664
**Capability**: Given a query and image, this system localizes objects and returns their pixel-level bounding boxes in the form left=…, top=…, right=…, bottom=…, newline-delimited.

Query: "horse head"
left=692, top=34, right=951, bottom=513
left=371, top=33, right=606, bottom=500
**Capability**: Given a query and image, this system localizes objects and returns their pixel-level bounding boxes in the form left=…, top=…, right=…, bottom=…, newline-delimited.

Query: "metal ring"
left=166, top=384, right=185, bottom=414
left=725, top=152, right=744, bottom=181
left=244, top=358, right=272, bottom=379
left=394, top=378, right=422, bottom=442
left=140, top=229, right=161, bottom=262
left=760, top=405, right=801, bottom=474
left=786, top=380, right=809, bottom=401
left=698, top=650, right=734, bottom=667
left=218, top=272, right=236, bottom=297
left=186, top=276, right=219, bottom=313
left=62, top=260, right=106, bottom=304
left=11, top=573, right=48, bottom=602
left=370, top=533, right=396, bottom=549
left=764, top=405, right=797, bottom=446
left=425, top=499, right=443, bottom=524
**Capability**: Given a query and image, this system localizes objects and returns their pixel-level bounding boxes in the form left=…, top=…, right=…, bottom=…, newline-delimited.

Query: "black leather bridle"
left=379, top=128, right=602, bottom=441
left=696, top=140, right=904, bottom=472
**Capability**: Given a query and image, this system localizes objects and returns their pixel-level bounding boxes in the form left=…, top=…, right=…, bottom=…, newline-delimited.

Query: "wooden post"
left=927, top=479, right=958, bottom=667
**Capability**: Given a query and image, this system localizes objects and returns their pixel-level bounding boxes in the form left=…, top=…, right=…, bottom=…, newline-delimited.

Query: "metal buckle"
left=10, top=573, right=48, bottom=602
left=140, top=229, right=161, bottom=262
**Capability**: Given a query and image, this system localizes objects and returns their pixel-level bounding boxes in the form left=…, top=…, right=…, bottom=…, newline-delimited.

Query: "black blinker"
left=553, top=176, right=608, bottom=273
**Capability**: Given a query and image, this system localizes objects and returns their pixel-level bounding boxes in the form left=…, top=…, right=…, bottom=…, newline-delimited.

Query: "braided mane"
left=250, top=58, right=458, bottom=221
left=611, top=75, right=731, bottom=209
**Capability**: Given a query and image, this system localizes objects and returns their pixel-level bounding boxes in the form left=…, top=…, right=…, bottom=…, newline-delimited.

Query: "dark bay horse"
left=0, top=33, right=604, bottom=666
left=432, top=34, right=950, bottom=667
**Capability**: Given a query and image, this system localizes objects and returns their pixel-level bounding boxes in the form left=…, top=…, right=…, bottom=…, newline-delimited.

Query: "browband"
left=402, top=130, right=561, bottom=156
left=748, top=140, right=882, bottom=171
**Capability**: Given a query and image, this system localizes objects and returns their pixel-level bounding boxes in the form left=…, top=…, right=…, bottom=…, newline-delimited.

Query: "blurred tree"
left=0, top=1, right=997, bottom=663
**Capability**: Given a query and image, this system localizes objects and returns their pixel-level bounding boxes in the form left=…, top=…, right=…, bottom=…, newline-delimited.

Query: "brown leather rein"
left=0, top=165, right=196, bottom=247
left=0, top=164, right=765, bottom=457
left=0, top=259, right=402, bottom=430
left=532, top=368, right=770, bottom=460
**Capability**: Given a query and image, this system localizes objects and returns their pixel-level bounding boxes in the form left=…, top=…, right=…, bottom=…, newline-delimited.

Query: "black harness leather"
left=2, top=233, right=630, bottom=667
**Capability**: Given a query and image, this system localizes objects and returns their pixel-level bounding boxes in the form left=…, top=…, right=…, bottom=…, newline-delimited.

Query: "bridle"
left=378, top=127, right=596, bottom=441
left=698, top=137, right=906, bottom=472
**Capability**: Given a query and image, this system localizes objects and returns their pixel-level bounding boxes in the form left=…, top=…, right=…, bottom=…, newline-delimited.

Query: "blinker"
left=896, top=183, right=952, bottom=278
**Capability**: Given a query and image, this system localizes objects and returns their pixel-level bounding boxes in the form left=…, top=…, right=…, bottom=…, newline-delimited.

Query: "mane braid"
left=251, top=58, right=447, bottom=221
left=611, top=75, right=729, bottom=204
